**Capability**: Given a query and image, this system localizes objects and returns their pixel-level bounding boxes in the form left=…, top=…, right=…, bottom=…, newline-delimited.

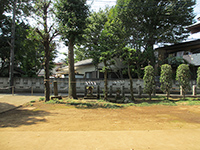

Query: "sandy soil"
left=1, top=100, right=200, bottom=149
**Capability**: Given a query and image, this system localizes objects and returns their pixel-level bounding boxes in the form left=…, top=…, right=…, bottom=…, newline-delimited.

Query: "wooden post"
left=97, top=85, right=100, bottom=99
left=31, top=87, right=33, bottom=96
left=138, top=85, right=142, bottom=97
left=53, top=81, right=58, bottom=96
left=122, top=86, right=125, bottom=97
left=12, top=86, right=14, bottom=96
left=153, top=87, right=156, bottom=96
left=84, top=85, right=87, bottom=96
left=193, top=85, right=196, bottom=96
left=109, top=85, right=112, bottom=97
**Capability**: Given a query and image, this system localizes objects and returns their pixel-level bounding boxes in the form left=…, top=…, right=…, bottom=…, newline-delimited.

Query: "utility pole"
left=9, top=0, right=18, bottom=89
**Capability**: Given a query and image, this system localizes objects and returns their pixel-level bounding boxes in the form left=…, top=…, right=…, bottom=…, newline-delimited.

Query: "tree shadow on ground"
left=0, top=105, right=50, bottom=128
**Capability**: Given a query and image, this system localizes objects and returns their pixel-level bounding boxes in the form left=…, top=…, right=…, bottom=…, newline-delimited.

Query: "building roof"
left=156, top=39, right=200, bottom=53
left=186, top=21, right=200, bottom=34
left=74, top=58, right=93, bottom=67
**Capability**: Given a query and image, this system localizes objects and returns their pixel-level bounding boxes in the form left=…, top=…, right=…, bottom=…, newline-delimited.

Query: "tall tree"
left=33, top=0, right=59, bottom=101
left=0, top=0, right=36, bottom=78
left=116, top=0, right=196, bottom=66
left=76, top=8, right=125, bottom=100
left=55, top=0, right=89, bottom=99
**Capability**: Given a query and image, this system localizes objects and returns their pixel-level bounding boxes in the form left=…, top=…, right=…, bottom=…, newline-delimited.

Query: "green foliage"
left=197, top=67, right=200, bottom=88
left=39, top=97, right=45, bottom=102
left=45, top=99, right=65, bottom=104
left=65, top=99, right=123, bottom=109
left=0, top=20, right=56, bottom=77
left=116, top=0, right=196, bottom=66
left=55, top=0, right=89, bottom=45
left=176, top=64, right=191, bottom=99
left=30, top=100, right=36, bottom=103
left=143, top=65, right=155, bottom=100
left=160, top=64, right=172, bottom=99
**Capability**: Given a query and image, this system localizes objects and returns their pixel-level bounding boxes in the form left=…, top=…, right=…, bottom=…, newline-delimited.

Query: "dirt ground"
left=1, top=100, right=200, bottom=149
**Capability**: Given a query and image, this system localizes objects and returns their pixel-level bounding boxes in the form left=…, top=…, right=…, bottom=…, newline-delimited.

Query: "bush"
left=197, top=67, right=200, bottom=88
left=176, top=64, right=191, bottom=100
left=143, top=65, right=155, bottom=100
left=160, top=64, right=172, bottom=99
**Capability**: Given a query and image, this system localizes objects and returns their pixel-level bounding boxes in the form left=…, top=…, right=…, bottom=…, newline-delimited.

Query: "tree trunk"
left=167, top=88, right=170, bottom=100
left=68, top=38, right=77, bottom=99
left=146, top=40, right=155, bottom=67
left=44, top=45, right=50, bottom=101
left=103, top=60, right=108, bottom=100
left=43, top=2, right=50, bottom=102
left=127, top=64, right=134, bottom=101
left=9, top=0, right=18, bottom=91
left=149, top=93, right=151, bottom=101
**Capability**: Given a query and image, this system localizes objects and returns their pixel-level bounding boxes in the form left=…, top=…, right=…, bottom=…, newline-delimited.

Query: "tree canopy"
left=116, top=0, right=196, bottom=66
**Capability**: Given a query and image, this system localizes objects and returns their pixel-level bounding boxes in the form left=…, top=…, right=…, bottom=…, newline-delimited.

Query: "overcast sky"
left=55, top=0, right=200, bottom=62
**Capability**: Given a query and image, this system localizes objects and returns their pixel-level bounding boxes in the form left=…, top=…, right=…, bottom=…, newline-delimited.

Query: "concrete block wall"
left=0, top=77, right=199, bottom=96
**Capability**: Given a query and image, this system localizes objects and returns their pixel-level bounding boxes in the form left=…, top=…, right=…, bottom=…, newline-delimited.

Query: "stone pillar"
left=180, top=86, right=183, bottom=96
left=53, top=80, right=58, bottom=97
left=193, top=85, right=196, bottom=96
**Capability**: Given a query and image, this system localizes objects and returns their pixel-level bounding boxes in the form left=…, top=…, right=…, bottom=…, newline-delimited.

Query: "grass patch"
left=65, top=99, right=123, bottom=109
left=42, top=96, right=200, bottom=109
left=30, top=100, right=36, bottom=103
left=45, top=99, right=65, bottom=104
left=39, top=97, right=45, bottom=102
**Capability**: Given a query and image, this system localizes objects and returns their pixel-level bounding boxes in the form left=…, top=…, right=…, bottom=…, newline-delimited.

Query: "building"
left=58, top=58, right=126, bottom=79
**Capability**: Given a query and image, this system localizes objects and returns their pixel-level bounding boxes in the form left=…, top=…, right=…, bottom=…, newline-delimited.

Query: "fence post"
left=97, top=85, right=100, bottom=99
left=109, top=85, right=112, bottom=97
left=84, top=85, right=87, bottom=96
left=138, top=85, right=142, bottom=97
left=53, top=80, right=58, bottom=97
left=121, top=86, right=125, bottom=97
left=31, top=86, right=33, bottom=96
left=12, top=86, right=14, bottom=96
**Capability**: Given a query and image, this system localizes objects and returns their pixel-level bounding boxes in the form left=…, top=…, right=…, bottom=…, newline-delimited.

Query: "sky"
left=55, top=0, right=200, bottom=62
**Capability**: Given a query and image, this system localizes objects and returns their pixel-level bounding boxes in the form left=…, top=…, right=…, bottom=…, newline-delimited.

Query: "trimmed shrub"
left=176, top=64, right=191, bottom=100
left=160, top=64, right=172, bottom=99
left=143, top=65, right=155, bottom=100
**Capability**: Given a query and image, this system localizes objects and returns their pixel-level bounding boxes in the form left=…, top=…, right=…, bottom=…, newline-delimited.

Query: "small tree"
left=176, top=64, right=191, bottom=100
left=143, top=65, right=155, bottom=100
left=196, top=67, right=200, bottom=88
left=120, top=47, right=136, bottom=101
left=160, top=64, right=172, bottom=100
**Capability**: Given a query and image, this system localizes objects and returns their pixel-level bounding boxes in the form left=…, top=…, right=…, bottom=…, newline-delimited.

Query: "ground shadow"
left=0, top=102, right=18, bottom=113
left=0, top=106, right=50, bottom=128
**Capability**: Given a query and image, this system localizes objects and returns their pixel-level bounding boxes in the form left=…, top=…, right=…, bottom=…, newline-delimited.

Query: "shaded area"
left=0, top=107, right=50, bottom=128
left=0, top=102, right=17, bottom=113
